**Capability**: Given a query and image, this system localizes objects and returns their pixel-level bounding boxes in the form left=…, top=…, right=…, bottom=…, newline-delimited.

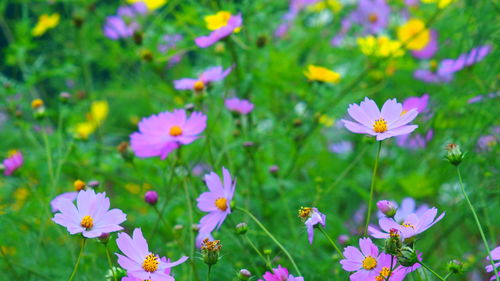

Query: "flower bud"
left=74, top=179, right=86, bottom=191
left=397, top=246, right=419, bottom=267
left=337, top=234, right=349, bottom=245
left=445, top=143, right=465, bottom=166
left=238, top=269, right=252, bottom=280
left=263, top=249, right=272, bottom=255
left=446, top=259, right=463, bottom=274
left=268, top=165, right=279, bottom=175
left=384, top=228, right=402, bottom=256
left=140, top=49, right=153, bottom=61
left=201, top=239, right=222, bottom=266
left=98, top=232, right=110, bottom=244
left=59, top=92, right=71, bottom=103
left=235, top=222, right=248, bottom=235
left=31, top=99, right=46, bottom=119
left=87, top=180, right=100, bottom=189
left=377, top=200, right=397, bottom=218
left=144, top=190, right=158, bottom=205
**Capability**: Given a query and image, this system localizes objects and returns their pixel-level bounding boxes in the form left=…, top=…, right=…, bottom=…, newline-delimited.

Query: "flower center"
left=74, top=179, right=86, bottom=191
left=80, top=215, right=93, bottom=229
left=142, top=253, right=159, bottom=273
left=368, top=13, right=378, bottom=23
left=298, top=207, right=312, bottom=219
left=362, top=256, right=377, bottom=270
left=402, top=223, right=415, bottom=229
left=215, top=197, right=227, bottom=211
left=373, top=118, right=388, bottom=133
left=380, top=267, right=391, bottom=277
left=194, top=80, right=205, bottom=91
left=169, top=125, right=183, bottom=137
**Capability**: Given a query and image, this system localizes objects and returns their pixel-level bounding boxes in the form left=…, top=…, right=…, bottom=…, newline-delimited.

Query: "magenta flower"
left=122, top=258, right=175, bottom=281
left=412, top=30, right=439, bottom=59
left=196, top=167, right=236, bottom=234
left=52, top=189, right=126, bottom=238
left=50, top=191, right=78, bottom=212
left=116, top=228, right=188, bottom=281
left=195, top=14, right=242, bottom=48
left=369, top=207, right=445, bottom=239
left=224, top=97, right=254, bottom=115
left=351, top=0, right=390, bottom=34
left=341, top=97, right=419, bottom=141
left=258, top=265, right=304, bottom=281
left=299, top=207, right=326, bottom=244
left=396, top=129, right=433, bottom=149
left=402, top=94, right=429, bottom=114
left=103, top=16, right=138, bottom=40
left=174, top=66, right=232, bottom=92
left=130, top=109, right=207, bottom=160
left=377, top=197, right=429, bottom=223
left=486, top=247, right=500, bottom=281
left=3, top=150, right=23, bottom=176
left=340, top=238, right=396, bottom=281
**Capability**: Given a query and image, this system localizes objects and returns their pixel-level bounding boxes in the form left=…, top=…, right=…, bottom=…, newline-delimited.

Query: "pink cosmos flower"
left=130, top=109, right=207, bottom=160
left=486, top=247, right=500, bottom=281
left=258, top=265, right=304, bottom=281
left=341, top=97, right=418, bottom=141
left=369, top=207, right=445, bottom=239
left=196, top=168, right=236, bottom=236
left=195, top=14, right=242, bottom=48
left=377, top=197, right=429, bottom=223
left=3, top=151, right=23, bottom=176
left=402, top=94, right=429, bottom=114
left=116, top=228, right=188, bottom=281
left=224, top=97, right=254, bottom=114
left=412, top=30, right=438, bottom=59
left=122, top=258, right=175, bottom=281
left=340, top=238, right=397, bottom=281
left=52, top=189, right=126, bottom=238
left=299, top=207, right=326, bottom=244
left=174, top=66, right=232, bottom=92
left=50, top=191, right=78, bottom=212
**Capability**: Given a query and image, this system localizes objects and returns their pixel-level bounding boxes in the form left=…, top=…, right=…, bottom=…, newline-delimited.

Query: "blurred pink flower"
left=224, top=97, right=254, bottom=114
left=174, top=66, right=232, bottom=91
left=3, top=150, right=23, bottom=176
left=195, top=14, right=242, bottom=48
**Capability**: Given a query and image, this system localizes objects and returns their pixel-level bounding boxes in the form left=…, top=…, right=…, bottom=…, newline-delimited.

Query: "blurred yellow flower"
left=125, top=183, right=141, bottom=194
left=127, top=0, right=167, bottom=10
left=357, top=35, right=404, bottom=57
left=421, top=0, right=455, bottom=8
left=308, top=0, right=343, bottom=13
left=76, top=122, right=95, bottom=140
left=31, top=99, right=44, bottom=109
left=397, top=19, right=430, bottom=50
left=204, top=11, right=241, bottom=32
left=304, top=65, right=341, bottom=84
left=319, top=114, right=335, bottom=127
left=75, top=100, right=108, bottom=139
left=32, top=13, right=60, bottom=37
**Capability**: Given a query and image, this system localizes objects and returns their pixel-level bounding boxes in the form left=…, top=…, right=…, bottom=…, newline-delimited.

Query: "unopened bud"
left=398, top=246, right=419, bottom=267
left=377, top=200, right=396, bottom=218
left=268, top=165, right=279, bottom=175
left=59, top=92, right=71, bottom=102
left=98, top=232, right=110, bottom=244
left=338, top=234, right=349, bottom=245
left=384, top=228, right=402, bottom=256
left=263, top=249, right=272, bottom=255
left=238, top=269, right=252, bottom=280
left=144, top=190, right=158, bottom=205
left=74, top=179, right=86, bottom=191
left=445, top=143, right=465, bottom=166
left=446, top=259, right=463, bottom=274
left=235, top=222, right=248, bottom=235
left=201, top=238, right=221, bottom=266
left=87, top=180, right=100, bottom=188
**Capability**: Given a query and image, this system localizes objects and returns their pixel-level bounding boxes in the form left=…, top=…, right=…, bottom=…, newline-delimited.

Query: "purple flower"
left=50, top=191, right=78, bottom=212
left=103, top=16, right=138, bottom=40
left=158, top=34, right=183, bottom=53
left=396, top=129, right=433, bottom=149
left=382, top=198, right=429, bottom=223
left=195, top=14, right=242, bottom=48
left=468, top=92, right=500, bottom=104
left=402, top=94, right=429, bottom=114
left=117, top=2, right=148, bottom=18
left=122, top=258, right=174, bottom=281
left=130, top=109, right=207, bottom=160
left=485, top=247, right=500, bottom=281
left=224, top=97, right=254, bottom=115
left=298, top=207, right=326, bottom=244
left=52, top=189, right=126, bottom=238
left=369, top=207, right=444, bottom=239
left=340, top=238, right=397, bottom=281
left=174, top=66, right=232, bottom=92
left=3, top=150, right=23, bottom=176
left=258, top=265, right=304, bottom=281
left=439, top=45, right=492, bottom=75
left=329, top=141, right=353, bottom=154
left=477, top=135, right=497, bottom=152
left=196, top=167, right=236, bottom=234
left=376, top=200, right=396, bottom=217
left=412, top=30, right=438, bottom=59
left=414, top=68, right=454, bottom=84
left=341, top=97, right=419, bottom=141
left=116, top=228, right=188, bottom=280
left=351, top=0, right=390, bottom=34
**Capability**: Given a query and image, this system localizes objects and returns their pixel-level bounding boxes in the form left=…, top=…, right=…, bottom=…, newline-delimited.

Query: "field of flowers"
left=0, top=0, right=499, bottom=280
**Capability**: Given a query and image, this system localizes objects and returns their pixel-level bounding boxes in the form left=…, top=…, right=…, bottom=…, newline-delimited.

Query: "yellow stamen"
left=74, top=180, right=86, bottom=191
left=169, top=125, right=183, bottom=137
left=402, top=223, right=415, bottom=229
left=373, top=118, right=388, bottom=133
left=194, top=80, right=205, bottom=91
left=362, top=256, right=377, bottom=270
left=31, top=99, right=44, bottom=109
left=142, top=253, right=159, bottom=273
left=298, top=207, right=312, bottom=219
left=215, top=198, right=228, bottom=211
left=368, top=13, right=378, bottom=23
left=380, top=267, right=391, bottom=277
left=80, top=215, right=93, bottom=229
left=201, top=238, right=222, bottom=251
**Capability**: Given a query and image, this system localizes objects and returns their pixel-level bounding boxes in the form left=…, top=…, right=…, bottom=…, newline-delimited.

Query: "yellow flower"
left=31, top=99, right=44, bottom=109
left=304, top=65, right=341, bottom=84
left=319, top=114, right=335, bottom=127
left=204, top=11, right=241, bottom=32
left=397, top=19, right=430, bottom=50
left=32, top=13, right=60, bottom=37
left=127, top=0, right=167, bottom=10
left=75, top=122, right=96, bottom=140
left=357, top=36, right=404, bottom=57
left=421, top=0, right=456, bottom=8
left=88, top=100, right=109, bottom=126
left=308, top=0, right=343, bottom=13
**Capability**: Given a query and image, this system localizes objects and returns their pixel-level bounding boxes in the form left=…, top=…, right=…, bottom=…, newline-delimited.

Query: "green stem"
left=68, top=238, right=86, bottom=281
left=206, top=265, right=211, bottom=281
left=318, top=227, right=344, bottom=258
left=182, top=179, right=196, bottom=281
left=244, top=235, right=271, bottom=269
left=364, top=141, right=382, bottom=236
left=105, top=244, right=118, bottom=281
left=456, top=167, right=499, bottom=281
left=237, top=207, right=302, bottom=276
left=443, top=272, right=452, bottom=280
left=419, top=262, right=446, bottom=281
